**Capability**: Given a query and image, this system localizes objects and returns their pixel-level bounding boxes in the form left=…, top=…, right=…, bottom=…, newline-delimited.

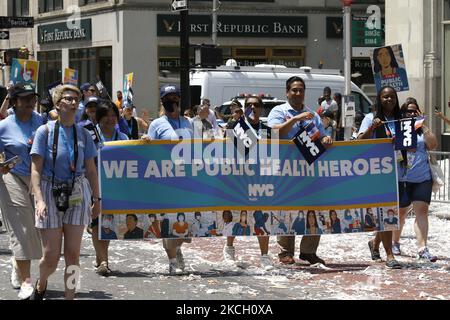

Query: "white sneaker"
left=223, top=245, right=236, bottom=262
left=18, top=278, right=34, bottom=300
left=176, top=247, right=185, bottom=272
left=10, top=258, right=21, bottom=289
left=260, top=255, right=274, bottom=271
left=169, top=258, right=177, bottom=275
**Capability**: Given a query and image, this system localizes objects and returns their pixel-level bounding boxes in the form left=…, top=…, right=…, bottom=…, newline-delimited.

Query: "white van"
left=190, top=65, right=373, bottom=114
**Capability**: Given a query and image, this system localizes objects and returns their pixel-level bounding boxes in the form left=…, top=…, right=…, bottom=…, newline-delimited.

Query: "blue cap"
left=80, top=82, right=91, bottom=91
left=84, top=96, right=99, bottom=105
left=160, top=84, right=180, bottom=99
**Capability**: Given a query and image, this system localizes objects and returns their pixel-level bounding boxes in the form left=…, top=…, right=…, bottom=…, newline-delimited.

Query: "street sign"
left=0, top=16, right=34, bottom=29
left=352, top=16, right=382, bottom=47
left=0, top=30, right=9, bottom=40
left=171, top=0, right=188, bottom=11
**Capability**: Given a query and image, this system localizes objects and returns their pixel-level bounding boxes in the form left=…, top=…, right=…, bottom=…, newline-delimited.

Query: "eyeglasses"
left=87, top=89, right=96, bottom=93
left=61, top=96, right=79, bottom=104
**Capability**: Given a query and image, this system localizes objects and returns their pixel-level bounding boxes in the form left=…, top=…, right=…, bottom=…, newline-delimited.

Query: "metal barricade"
left=429, top=151, right=450, bottom=203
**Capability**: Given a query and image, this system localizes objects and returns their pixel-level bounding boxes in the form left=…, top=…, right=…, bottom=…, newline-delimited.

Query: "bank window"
left=234, top=47, right=267, bottom=58
left=69, top=46, right=112, bottom=98
left=79, top=0, right=108, bottom=5
left=38, top=0, right=63, bottom=13
left=12, top=0, right=29, bottom=16
left=37, top=50, right=62, bottom=97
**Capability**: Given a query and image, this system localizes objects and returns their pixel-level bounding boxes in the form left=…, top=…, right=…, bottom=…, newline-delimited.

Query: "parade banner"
left=370, top=44, right=409, bottom=93
left=99, top=139, right=399, bottom=240
left=63, top=68, right=78, bottom=86
left=10, top=58, right=39, bottom=89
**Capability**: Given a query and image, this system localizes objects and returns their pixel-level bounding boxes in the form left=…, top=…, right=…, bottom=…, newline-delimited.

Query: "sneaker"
left=96, top=261, right=111, bottom=276
left=223, top=245, right=236, bottom=262
left=10, top=258, right=21, bottom=290
left=278, top=255, right=295, bottom=265
left=385, top=258, right=402, bottom=269
left=418, top=247, right=437, bottom=262
left=392, top=242, right=401, bottom=256
left=30, top=279, right=47, bottom=300
left=169, top=258, right=177, bottom=275
left=299, top=253, right=326, bottom=265
left=260, top=255, right=274, bottom=271
left=368, top=240, right=382, bottom=261
left=18, top=278, right=34, bottom=300
left=176, top=247, right=185, bottom=272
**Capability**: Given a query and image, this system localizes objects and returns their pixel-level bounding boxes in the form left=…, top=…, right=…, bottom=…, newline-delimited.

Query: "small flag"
left=414, top=116, right=426, bottom=131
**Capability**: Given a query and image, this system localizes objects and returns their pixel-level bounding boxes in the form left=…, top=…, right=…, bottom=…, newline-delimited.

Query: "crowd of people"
left=0, top=77, right=446, bottom=300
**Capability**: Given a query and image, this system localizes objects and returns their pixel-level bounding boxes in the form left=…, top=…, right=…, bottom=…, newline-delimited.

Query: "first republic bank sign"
left=157, top=15, right=308, bottom=38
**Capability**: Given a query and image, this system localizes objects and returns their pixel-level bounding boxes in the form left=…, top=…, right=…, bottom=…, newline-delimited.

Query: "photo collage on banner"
left=99, top=207, right=400, bottom=240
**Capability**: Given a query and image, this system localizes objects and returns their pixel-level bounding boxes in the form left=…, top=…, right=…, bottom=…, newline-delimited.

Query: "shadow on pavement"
left=43, top=289, right=113, bottom=300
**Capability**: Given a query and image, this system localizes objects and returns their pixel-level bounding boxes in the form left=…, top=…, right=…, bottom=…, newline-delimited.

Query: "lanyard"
left=165, top=115, right=181, bottom=131
left=126, top=118, right=133, bottom=136
left=52, top=121, right=78, bottom=188
left=14, top=115, right=35, bottom=148
left=97, top=124, right=118, bottom=143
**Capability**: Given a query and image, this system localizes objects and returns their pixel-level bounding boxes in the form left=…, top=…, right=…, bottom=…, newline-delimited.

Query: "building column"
left=61, top=48, right=69, bottom=82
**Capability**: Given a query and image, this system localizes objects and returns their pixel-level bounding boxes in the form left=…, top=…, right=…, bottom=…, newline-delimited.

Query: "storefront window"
left=37, top=50, right=62, bottom=97
left=12, top=0, right=29, bottom=16
left=69, top=46, right=112, bottom=97
left=38, top=0, right=63, bottom=13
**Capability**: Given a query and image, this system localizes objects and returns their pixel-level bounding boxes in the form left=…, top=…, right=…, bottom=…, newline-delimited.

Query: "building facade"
left=1, top=0, right=386, bottom=117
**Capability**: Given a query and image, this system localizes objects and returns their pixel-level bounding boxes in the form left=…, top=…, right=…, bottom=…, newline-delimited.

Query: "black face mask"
left=162, top=100, right=177, bottom=113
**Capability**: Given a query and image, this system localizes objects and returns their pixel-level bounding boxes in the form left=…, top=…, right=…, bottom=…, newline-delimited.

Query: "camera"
left=52, top=182, right=72, bottom=212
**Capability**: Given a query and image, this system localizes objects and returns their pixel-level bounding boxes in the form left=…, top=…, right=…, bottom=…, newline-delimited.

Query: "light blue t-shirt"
left=97, top=125, right=129, bottom=143
left=397, top=134, right=431, bottom=183
left=267, top=102, right=326, bottom=139
left=358, top=113, right=396, bottom=138
left=0, top=112, right=43, bottom=176
left=148, top=115, right=193, bottom=140
left=30, top=120, right=97, bottom=182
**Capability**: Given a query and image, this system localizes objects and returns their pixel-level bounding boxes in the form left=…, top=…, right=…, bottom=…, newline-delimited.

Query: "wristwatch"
left=92, top=197, right=102, bottom=203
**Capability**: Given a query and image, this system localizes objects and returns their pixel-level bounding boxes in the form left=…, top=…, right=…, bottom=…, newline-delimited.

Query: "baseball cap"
left=160, top=84, right=180, bottom=99
left=321, top=109, right=334, bottom=119
left=80, top=82, right=91, bottom=91
left=9, top=83, right=39, bottom=99
left=84, top=96, right=99, bottom=106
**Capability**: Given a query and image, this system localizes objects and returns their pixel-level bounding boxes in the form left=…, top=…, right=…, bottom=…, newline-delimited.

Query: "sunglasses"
left=405, top=109, right=419, bottom=114
left=245, top=102, right=260, bottom=107
left=87, top=89, right=96, bottom=93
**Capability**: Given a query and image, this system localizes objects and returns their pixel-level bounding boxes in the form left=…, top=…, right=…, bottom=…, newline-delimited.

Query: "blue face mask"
left=163, top=100, right=177, bottom=113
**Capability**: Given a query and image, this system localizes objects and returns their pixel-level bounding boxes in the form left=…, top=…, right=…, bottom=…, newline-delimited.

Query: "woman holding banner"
left=30, top=84, right=100, bottom=299
left=392, top=98, right=438, bottom=262
left=357, top=85, right=403, bottom=269
left=91, top=100, right=128, bottom=276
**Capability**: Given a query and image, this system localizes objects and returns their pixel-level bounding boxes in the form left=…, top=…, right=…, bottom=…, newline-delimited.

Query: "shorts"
left=36, top=176, right=93, bottom=229
left=398, top=180, right=433, bottom=208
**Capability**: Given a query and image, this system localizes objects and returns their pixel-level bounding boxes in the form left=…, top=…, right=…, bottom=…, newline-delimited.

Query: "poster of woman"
left=370, top=44, right=409, bottom=92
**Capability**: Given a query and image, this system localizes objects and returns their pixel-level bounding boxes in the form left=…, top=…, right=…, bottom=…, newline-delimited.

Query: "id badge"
left=69, top=184, right=83, bottom=207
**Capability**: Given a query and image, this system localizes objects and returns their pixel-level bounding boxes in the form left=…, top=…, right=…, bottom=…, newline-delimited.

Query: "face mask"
left=163, top=100, right=176, bottom=113
left=103, top=220, right=112, bottom=229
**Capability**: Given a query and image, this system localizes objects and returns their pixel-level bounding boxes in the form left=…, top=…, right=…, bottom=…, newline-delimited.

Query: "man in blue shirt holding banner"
left=267, top=76, right=333, bottom=266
